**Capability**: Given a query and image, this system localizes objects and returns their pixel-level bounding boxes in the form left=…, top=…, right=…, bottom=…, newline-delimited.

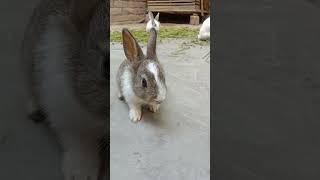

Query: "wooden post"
left=201, top=0, right=204, bottom=17
left=190, top=13, right=199, bottom=25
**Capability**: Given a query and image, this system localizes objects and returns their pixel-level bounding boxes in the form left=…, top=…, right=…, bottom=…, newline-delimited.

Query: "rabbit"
left=198, top=16, right=210, bottom=40
left=117, top=28, right=167, bottom=122
left=21, top=0, right=109, bottom=179
left=146, top=11, right=160, bottom=32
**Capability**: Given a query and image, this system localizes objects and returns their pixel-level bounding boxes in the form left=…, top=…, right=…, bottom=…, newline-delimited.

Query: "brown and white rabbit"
left=117, top=28, right=167, bottom=122
left=21, top=0, right=108, bottom=179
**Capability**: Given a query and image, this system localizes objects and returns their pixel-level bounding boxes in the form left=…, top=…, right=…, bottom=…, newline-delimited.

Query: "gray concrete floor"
left=110, top=40, right=210, bottom=180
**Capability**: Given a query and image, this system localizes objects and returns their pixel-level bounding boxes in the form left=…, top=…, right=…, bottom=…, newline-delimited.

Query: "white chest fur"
left=121, top=67, right=144, bottom=105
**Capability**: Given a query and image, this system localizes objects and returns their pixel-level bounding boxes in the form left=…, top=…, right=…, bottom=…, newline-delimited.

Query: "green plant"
left=110, top=27, right=209, bottom=45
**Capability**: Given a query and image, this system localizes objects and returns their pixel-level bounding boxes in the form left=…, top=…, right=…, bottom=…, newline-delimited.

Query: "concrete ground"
left=110, top=39, right=210, bottom=180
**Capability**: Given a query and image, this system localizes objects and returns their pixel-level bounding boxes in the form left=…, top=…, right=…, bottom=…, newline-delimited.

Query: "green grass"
left=111, top=27, right=209, bottom=45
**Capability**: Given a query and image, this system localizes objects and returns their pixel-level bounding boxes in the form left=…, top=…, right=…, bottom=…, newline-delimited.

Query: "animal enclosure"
left=111, top=0, right=210, bottom=25
left=147, top=0, right=210, bottom=24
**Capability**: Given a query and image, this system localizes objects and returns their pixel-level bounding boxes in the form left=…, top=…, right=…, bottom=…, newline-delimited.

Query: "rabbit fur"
left=117, top=28, right=167, bottom=122
left=198, top=16, right=210, bottom=40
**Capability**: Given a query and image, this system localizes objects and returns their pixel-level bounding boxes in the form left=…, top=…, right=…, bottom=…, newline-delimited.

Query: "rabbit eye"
left=142, top=78, right=147, bottom=88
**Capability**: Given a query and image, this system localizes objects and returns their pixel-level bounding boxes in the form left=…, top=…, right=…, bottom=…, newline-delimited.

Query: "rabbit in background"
left=21, top=0, right=108, bottom=179
left=117, top=28, right=167, bottom=122
left=146, top=11, right=160, bottom=32
left=198, top=16, right=210, bottom=40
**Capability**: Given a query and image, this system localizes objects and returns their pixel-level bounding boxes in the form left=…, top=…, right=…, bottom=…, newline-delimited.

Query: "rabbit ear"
left=146, top=28, right=157, bottom=60
left=148, top=11, right=154, bottom=21
left=155, top=13, right=160, bottom=21
left=122, top=28, right=144, bottom=63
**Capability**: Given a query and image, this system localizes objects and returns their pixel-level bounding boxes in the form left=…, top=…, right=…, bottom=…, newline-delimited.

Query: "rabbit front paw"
left=129, top=108, right=142, bottom=122
left=118, top=92, right=124, bottom=101
left=148, top=104, right=160, bottom=113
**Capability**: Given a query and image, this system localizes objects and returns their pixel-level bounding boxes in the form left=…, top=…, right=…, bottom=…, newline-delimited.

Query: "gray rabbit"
left=21, top=0, right=108, bottom=179
left=117, top=28, right=167, bottom=122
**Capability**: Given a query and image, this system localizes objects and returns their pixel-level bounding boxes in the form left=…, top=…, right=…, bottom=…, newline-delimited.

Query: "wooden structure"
left=111, top=0, right=147, bottom=24
left=147, top=0, right=210, bottom=25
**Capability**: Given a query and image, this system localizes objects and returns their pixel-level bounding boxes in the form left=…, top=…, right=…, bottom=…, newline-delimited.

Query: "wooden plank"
left=148, top=6, right=199, bottom=11
left=147, top=0, right=196, bottom=4
left=149, top=2, right=199, bottom=4
left=148, top=3, right=199, bottom=5
left=148, top=3, right=198, bottom=6
left=149, top=1, right=199, bottom=4
left=147, top=9, right=208, bottom=14
left=150, top=1, right=200, bottom=3
left=200, top=0, right=203, bottom=16
left=147, top=0, right=204, bottom=14
left=148, top=2, right=199, bottom=6
left=203, top=0, right=210, bottom=13
left=148, top=0, right=197, bottom=1
left=148, top=4, right=199, bottom=8
left=148, top=0, right=196, bottom=2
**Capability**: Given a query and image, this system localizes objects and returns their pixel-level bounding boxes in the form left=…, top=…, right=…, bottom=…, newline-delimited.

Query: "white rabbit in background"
left=198, top=16, right=210, bottom=40
left=146, top=11, right=160, bottom=32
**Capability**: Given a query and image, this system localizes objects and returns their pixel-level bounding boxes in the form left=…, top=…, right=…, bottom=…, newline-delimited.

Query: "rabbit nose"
left=155, top=96, right=165, bottom=104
